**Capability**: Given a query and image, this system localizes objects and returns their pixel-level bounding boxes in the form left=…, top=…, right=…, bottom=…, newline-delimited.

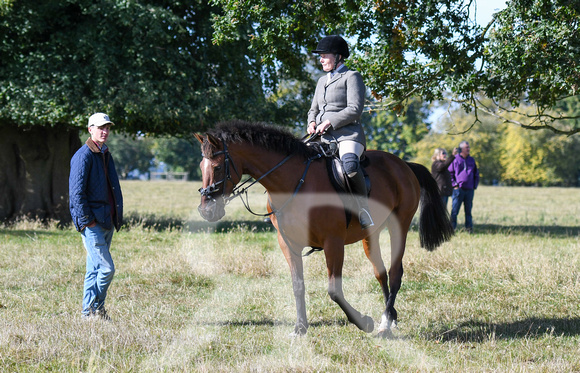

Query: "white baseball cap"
left=88, top=113, right=114, bottom=127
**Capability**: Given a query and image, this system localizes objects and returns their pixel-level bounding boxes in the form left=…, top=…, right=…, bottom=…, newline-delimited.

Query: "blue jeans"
left=450, top=188, right=474, bottom=230
left=441, top=195, right=449, bottom=211
left=81, top=224, right=115, bottom=315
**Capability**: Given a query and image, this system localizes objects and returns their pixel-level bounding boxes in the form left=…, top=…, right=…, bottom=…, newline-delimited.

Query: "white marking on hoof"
left=378, top=313, right=390, bottom=332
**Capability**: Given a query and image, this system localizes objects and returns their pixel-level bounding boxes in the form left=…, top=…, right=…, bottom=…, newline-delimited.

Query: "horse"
left=195, top=120, right=453, bottom=337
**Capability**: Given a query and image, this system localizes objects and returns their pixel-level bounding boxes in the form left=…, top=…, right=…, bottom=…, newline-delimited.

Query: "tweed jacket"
left=307, top=66, right=366, bottom=147
left=69, top=138, right=123, bottom=232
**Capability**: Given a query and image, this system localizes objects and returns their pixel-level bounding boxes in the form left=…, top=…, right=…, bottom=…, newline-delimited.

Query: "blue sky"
left=473, top=0, right=507, bottom=25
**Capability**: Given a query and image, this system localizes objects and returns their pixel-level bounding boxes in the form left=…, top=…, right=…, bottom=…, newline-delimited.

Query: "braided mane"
left=202, top=120, right=318, bottom=158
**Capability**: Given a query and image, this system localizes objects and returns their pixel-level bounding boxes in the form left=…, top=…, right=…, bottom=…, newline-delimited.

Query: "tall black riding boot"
left=347, top=170, right=375, bottom=229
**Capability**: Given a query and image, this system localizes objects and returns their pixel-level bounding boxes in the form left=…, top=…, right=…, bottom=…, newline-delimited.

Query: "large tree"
left=0, top=0, right=302, bottom=222
left=211, top=0, right=580, bottom=135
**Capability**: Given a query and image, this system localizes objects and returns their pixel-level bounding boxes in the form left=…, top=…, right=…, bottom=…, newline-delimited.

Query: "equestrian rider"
left=307, top=35, right=374, bottom=229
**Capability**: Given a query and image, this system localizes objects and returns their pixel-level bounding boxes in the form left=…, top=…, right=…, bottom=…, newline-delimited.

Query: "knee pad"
left=341, top=153, right=360, bottom=178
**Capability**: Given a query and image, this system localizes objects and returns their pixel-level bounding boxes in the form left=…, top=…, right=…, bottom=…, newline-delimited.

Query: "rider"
left=307, top=35, right=374, bottom=229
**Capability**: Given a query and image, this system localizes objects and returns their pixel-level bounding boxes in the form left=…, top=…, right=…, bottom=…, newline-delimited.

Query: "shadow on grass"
left=427, top=317, right=580, bottom=343
left=123, top=212, right=276, bottom=232
left=123, top=213, right=580, bottom=238
left=472, top=224, right=580, bottom=237
left=204, top=317, right=352, bottom=330
left=0, top=229, right=61, bottom=238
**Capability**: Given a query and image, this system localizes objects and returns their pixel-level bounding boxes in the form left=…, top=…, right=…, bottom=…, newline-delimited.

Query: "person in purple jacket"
left=448, top=141, right=479, bottom=233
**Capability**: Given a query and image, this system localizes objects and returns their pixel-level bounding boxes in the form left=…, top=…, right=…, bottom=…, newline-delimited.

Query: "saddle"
left=307, top=142, right=371, bottom=226
left=326, top=156, right=371, bottom=196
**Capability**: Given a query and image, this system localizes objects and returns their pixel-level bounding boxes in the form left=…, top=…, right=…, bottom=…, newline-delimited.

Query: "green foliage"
left=211, top=0, right=480, bottom=103
left=499, top=124, right=580, bottom=186
left=485, top=0, right=580, bottom=109
left=414, top=101, right=580, bottom=186
left=106, top=134, right=205, bottom=180
left=363, top=98, right=430, bottom=159
left=106, top=133, right=155, bottom=179
left=211, top=0, right=580, bottom=135
left=413, top=113, right=504, bottom=185
left=153, top=136, right=203, bottom=180
left=0, top=0, right=303, bottom=135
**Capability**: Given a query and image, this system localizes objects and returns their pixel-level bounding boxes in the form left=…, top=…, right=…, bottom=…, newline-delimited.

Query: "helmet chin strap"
left=332, top=55, right=344, bottom=73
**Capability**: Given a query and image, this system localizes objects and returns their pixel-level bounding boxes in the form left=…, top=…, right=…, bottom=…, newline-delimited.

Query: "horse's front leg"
left=277, top=232, right=308, bottom=336
left=324, top=236, right=374, bottom=333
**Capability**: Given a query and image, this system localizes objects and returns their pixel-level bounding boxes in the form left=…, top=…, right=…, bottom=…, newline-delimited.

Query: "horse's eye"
left=215, top=165, right=222, bottom=171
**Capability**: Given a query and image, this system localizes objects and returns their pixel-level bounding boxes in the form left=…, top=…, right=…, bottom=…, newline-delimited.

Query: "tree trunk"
left=0, top=123, right=81, bottom=223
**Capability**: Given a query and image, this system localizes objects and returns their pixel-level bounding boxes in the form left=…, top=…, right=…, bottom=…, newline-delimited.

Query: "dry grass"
left=0, top=182, right=579, bottom=372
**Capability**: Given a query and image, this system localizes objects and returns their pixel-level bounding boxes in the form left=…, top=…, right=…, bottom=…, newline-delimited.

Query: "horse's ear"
left=194, top=133, right=205, bottom=144
left=206, top=133, right=220, bottom=148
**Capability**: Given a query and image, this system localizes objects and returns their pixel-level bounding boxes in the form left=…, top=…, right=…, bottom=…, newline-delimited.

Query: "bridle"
left=198, top=140, right=239, bottom=203
left=198, top=139, right=319, bottom=217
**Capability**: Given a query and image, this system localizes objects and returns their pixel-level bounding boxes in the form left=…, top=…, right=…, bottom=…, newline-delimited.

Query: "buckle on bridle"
left=198, top=180, right=224, bottom=197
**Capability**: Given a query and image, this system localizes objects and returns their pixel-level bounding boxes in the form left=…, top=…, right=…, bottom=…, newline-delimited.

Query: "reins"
left=238, top=155, right=319, bottom=217
left=200, top=138, right=321, bottom=217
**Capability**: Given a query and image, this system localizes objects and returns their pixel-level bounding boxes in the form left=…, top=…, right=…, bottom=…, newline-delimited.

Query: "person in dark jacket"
left=448, top=141, right=479, bottom=233
left=69, top=112, right=123, bottom=320
left=430, top=147, right=455, bottom=210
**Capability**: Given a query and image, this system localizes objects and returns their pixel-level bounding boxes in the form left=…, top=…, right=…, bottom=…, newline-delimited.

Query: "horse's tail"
left=406, top=162, right=454, bottom=251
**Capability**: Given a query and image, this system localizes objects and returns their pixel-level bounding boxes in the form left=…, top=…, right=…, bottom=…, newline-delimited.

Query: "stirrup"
left=359, top=208, right=374, bottom=229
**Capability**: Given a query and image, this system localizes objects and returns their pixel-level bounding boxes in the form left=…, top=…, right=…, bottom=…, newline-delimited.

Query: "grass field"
left=1, top=181, right=579, bottom=372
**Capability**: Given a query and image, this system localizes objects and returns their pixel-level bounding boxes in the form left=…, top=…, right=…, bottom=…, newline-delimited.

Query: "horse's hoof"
left=288, top=331, right=305, bottom=338
left=361, top=315, right=374, bottom=333
left=376, top=328, right=394, bottom=339
left=290, top=323, right=308, bottom=337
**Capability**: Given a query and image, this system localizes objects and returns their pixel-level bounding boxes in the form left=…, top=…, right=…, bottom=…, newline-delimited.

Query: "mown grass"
left=1, top=182, right=579, bottom=372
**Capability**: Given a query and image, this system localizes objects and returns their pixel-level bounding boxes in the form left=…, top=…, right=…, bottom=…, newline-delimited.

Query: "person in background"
left=307, top=35, right=373, bottom=229
left=448, top=141, right=479, bottom=233
left=430, top=147, right=455, bottom=209
left=69, top=113, right=123, bottom=320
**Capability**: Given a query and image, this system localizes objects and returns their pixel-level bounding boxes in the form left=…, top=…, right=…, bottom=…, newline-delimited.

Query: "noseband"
left=198, top=140, right=239, bottom=203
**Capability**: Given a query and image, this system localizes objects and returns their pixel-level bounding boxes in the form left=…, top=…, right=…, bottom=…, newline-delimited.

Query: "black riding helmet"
left=311, top=35, right=350, bottom=59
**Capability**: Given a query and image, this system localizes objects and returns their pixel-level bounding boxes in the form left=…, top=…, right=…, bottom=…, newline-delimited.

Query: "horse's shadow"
left=467, top=224, right=580, bottom=237
left=202, top=316, right=580, bottom=342
left=424, top=317, right=580, bottom=343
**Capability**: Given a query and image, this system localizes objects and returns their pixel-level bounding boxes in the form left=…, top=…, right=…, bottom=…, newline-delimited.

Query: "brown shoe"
left=95, top=308, right=112, bottom=321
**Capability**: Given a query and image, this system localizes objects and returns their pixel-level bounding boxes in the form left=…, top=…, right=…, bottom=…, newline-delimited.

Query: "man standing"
left=69, top=113, right=123, bottom=320
left=448, top=141, right=479, bottom=233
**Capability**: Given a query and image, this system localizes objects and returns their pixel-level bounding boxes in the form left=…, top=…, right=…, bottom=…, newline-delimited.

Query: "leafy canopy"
left=211, top=0, right=580, bottom=135
left=0, top=0, right=302, bottom=135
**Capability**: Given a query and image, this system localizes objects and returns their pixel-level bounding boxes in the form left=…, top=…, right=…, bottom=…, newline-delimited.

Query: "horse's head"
left=195, top=133, right=241, bottom=222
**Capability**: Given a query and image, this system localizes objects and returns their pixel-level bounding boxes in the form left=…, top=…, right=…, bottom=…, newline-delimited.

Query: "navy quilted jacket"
left=69, top=138, right=123, bottom=232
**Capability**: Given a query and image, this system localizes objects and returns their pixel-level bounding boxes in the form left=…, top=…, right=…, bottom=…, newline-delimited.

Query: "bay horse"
left=195, top=120, right=453, bottom=337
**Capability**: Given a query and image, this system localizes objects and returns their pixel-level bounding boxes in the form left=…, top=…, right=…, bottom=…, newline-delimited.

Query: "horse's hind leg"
left=324, top=236, right=374, bottom=333
left=361, top=232, right=391, bottom=336
left=379, top=213, right=412, bottom=336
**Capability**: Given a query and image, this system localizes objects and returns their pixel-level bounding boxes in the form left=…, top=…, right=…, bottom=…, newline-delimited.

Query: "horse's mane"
left=203, top=120, right=319, bottom=158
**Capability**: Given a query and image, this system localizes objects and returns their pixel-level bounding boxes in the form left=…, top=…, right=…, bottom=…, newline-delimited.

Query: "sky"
left=472, top=0, right=508, bottom=25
